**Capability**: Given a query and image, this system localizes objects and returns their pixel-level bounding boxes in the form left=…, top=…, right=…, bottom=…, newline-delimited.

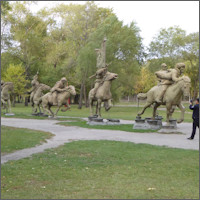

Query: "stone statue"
left=40, top=85, right=76, bottom=117
left=50, top=77, right=67, bottom=105
left=1, top=81, right=14, bottom=113
left=88, top=37, right=118, bottom=118
left=89, top=71, right=118, bottom=117
left=95, top=37, right=107, bottom=69
left=30, top=71, right=40, bottom=105
left=155, top=63, right=185, bottom=103
left=1, top=80, right=5, bottom=91
left=89, top=67, right=108, bottom=99
left=32, top=83, right=51, bottom=114
left=137, top=63, right=191, bottom=124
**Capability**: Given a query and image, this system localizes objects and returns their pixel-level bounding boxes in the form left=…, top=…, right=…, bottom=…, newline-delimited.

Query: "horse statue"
left=31, top=83, right=51, bottom=114
left=137, top=76, right=191, bottom=124
left=88, top=71, right=118, bottom=117
left=40, top=85, right=76, bottom=117
left=1, top=82, right=14, bottom=113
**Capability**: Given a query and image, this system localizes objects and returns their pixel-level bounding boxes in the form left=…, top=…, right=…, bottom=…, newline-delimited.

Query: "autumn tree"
left=2, top=63, right=29, bottom=103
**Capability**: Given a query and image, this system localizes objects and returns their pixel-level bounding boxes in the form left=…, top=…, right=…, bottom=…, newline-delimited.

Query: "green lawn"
left=1, top=126, right=53, bottom=154
left=58, top=121, right=157, bottom=133
left=1, top=141, right=199, bottom=199
left=2, top=103, right=193, bottom=122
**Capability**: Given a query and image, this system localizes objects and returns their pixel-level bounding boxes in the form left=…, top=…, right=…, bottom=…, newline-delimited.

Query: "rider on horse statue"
left=30, top=71, right=40, bottom=104
left=155, top=63, right=186, bottom=103
left=89, top=37, right=111, bottom=99
left=50, top=77, right=67, bottom=105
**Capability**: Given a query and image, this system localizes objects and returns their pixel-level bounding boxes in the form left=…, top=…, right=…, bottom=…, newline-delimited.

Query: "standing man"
left=187, top=98, right=199, bottom=140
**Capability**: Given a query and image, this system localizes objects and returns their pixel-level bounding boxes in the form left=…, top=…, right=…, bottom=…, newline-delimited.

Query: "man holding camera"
left=187, top=98, right=199, bottom=140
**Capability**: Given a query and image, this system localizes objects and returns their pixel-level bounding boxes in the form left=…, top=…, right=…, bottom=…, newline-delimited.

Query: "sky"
left=31, top=1, right=199, bottom=47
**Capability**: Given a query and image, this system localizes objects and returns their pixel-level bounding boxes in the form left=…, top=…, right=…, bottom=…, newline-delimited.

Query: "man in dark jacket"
left=187, top=98, right=199, bottom=140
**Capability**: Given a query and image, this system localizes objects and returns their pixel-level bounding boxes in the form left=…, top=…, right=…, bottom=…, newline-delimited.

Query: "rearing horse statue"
left=88, top=71, right=118, bottom=118
left=137, top=76, right=191, bottom=124
left=1, top=82, right=14, bottom=113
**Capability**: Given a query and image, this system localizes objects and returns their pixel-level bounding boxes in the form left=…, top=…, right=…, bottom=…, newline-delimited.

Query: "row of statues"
left=1, top=37, right=191, bottom=125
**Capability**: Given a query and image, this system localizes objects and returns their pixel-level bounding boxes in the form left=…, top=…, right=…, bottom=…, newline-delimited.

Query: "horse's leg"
left=38, top=103, right=42, bottom=114
left=97, top=99, right=102, bottom=118
left=32, top=102, right=37, bottom=114
left=105, top=99, right=112, bottom=111
left=138, top=101, right=152, bottom=116
left=7, top=99, right=11, bottom=113
left=89, top=98, right=94, bottom=116
left=95, top=101, right=98, bottom=115
left=49, top=106, right=55, bottom=117
left=42, top=103, right=49, bottom=116
left=152, top=103, right=159, bottom=119
left=166, top=103, right=172, bottom=125
left=54, top=104, right=61, bottom=116
left=177, top=103, right=185, bottom=123
left=1, top=98, right=6, bottom=109
left=169, top=106, right=176, bottom=120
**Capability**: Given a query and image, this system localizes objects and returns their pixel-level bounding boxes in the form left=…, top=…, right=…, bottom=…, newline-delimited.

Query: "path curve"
left=1, top=117, right=199, bottom=164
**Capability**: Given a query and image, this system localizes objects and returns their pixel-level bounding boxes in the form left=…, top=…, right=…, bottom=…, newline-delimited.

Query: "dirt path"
left=1, top=117, right=199, bottom=164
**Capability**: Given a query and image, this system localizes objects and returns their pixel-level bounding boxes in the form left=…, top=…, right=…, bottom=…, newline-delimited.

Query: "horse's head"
left=40, top=84, right=51, bottom=91
left=104, top=72, right=118, bottom=81
left=181, top=76, right=191, bottom=97
left=66, top=85, right=76, bottom=96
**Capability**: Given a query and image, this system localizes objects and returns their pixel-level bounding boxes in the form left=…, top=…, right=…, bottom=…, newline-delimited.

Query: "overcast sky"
left=32, top=1, right=199, bottom=47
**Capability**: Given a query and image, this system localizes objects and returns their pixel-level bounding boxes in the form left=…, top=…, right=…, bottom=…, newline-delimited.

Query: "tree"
left=76, top=15, right=144, bottom=107
left=2, top=63, right=29, bottom=102
left=134, top=65, right=157, bottom=94
left=182, top=32, right=199, bottom=99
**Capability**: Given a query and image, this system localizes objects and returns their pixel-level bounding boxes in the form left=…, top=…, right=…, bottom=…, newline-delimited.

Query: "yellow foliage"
left=3, top=64, right=29, bottom=95
left=134, top=67, right=157, bottom=94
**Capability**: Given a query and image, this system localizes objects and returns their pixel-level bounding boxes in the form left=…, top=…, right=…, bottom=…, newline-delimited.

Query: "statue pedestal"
left=133, top=116, right=162, bottom=130
left=106, top=119, right=120, bottom=125
left=87, top=116, right=105, bottom=125
left=5, top=113, right=15, bottom=116
left=32, top=113, right=48, bottom=117
left=162, top=119, right=177, bottom=129
left=87, top=117, right=120, bottom=126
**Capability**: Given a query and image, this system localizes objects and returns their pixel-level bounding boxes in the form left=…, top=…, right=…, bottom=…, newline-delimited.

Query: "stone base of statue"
left=162, top=119, right=177, bottom=129
left=5, top=113, right=15, bottom=116
left=133, top=116, right=162, bottom=130
left=87, top=116, right=120, bottom=125
left=87, top=116, right=105, bottom=125
left=32, top=112, right=48, bottom=117
left=106, top=119, right=120, bottom=125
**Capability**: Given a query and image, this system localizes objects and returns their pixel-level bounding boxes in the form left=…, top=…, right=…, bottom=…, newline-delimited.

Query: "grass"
left=1, top=140, right=199, bottom=199
left=1, top=103, right=193, bottom=122
left=1, top=126, right=53, bottom=154
left=58, top=121, right=157, bottom=133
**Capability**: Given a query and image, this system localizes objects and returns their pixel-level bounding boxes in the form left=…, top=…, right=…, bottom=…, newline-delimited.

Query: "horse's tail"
left=137, top=93, right=147, bottom=100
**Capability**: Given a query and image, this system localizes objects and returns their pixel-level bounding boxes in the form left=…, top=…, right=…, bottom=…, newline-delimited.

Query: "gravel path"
left=1, top=117, right=199, bottom=164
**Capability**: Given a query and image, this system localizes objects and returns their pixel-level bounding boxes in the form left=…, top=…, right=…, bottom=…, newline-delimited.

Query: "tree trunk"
left=25, top=97, right=28, bottom=106
left=78, top=83, right=84, bottom=109
left=83, top=84, right=89, bottom=107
